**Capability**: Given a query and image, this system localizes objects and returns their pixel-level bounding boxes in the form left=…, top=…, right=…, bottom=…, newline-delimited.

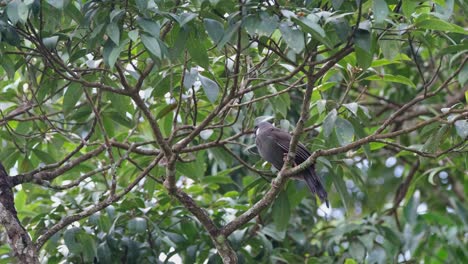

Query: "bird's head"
left=255, top=121, right=273, bottom=136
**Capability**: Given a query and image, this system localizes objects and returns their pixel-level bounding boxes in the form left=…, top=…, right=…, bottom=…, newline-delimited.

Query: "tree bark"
left=0, top=163, right=39, bottom=263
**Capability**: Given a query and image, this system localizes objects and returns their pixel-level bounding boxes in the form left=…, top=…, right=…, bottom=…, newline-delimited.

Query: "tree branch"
left=0, top=163, right=38, bottom=263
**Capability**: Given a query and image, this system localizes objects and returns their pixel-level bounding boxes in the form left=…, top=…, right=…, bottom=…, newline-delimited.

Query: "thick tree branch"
left=0, top=163, right=39, bottom=263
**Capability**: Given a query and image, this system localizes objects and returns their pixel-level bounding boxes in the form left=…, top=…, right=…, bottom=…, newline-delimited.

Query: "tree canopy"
left=0, top=0, right=467, bottom=263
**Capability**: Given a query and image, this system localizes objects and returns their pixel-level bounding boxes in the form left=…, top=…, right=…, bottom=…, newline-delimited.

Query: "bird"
left=255, top=121, right=329, bottom=207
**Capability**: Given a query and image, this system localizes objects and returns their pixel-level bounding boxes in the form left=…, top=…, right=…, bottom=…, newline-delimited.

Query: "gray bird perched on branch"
left=255, top=122, right=329, bottom=207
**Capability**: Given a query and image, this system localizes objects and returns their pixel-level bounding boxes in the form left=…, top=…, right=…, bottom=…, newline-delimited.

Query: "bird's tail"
left=303, top=165, right=329, bottom=207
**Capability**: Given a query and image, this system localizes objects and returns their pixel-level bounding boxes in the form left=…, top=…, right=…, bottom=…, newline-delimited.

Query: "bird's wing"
left=271, top=128, right=311, bottom=164
left=270, top=128, right=329, bottom=206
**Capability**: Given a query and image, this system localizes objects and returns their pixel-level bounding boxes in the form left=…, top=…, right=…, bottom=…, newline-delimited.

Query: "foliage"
left=0, top=0, right=467, bottom=263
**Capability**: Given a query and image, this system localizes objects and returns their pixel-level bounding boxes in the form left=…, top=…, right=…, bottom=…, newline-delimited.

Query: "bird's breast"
left=256, top=133, right=286, bottom=170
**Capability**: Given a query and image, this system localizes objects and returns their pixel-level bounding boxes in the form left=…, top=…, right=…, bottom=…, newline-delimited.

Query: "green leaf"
left=128, top=30, right=138, bottom=42
left=204, top=18, right=224, bottom=44
left=7, top=0, right=29, bottom=25
left=330, top=16, right=351, bottom=42
left=379, top=37, right=400, bottom=60
left=224, top=191, right=239, bottom=198
left=343, top=103, right=358, bottom=116
left=32, top=149, right=56, bottom=164
left=199, top=75, right=219, bottom=103
left=355, top=47, right=372, bottom=69
left=183, top=68, right=198, bottom=89
left=294, top=16, right=325, bottom=37
left=2, top=150, right=20, bottom=170
left=13, top=189, right=26, bottom=212
left=36, top=79, right=55, bottom=103
left=0, top=55, right=16, bottom=78
left=402, top=0, right=418, bottom=16
left=152, top=74, right=174, bottom=97
left=97, top=243, right=112, bottom=263
left=107, top=92, right=130, bottom=114
left=422, top=125, right=449, bottom=152
left=272, top=191, right=290, bottom=232
left=458, top=63, right=468, bottom=86
left=127, top=217, right=147, bottom=233
left=155, top=103, right=177, bottom=120
left=335, top=118, right=355, bottom=146
left=316, top=100, right=326, bottom=114
left=187, top=185, right=205, bottom=194
left=258, top=12, right=279, bottom=35
left=206, top=166, right=242, bottom=184
left=102, top=40, right=122, bottom=67
left=244, top=12, right=278, bottom=37
left=416, top=17, right=468, bottom=35
left=454, top=120, right=468, bottom=139
left=63, top=83, right=82, bottom=115
left=452, top=198, right=468, bottom=227
left=110, top=9, right=125, bottom=22
left=355, top=29, right=371, bottom=52
left=330, top=166, right=351, bottom=212
left=87, top=24, right=105, bottom=49
left=177, top=13, right=197, bottom=27
left=102, top=115, right=115, bottom=137
left=64, top=227, right=82, bottom=254
left=106, top=22, right=120, bottom=45
left=279, top=22, right=305, bottom=53
left=136, top=17, right=160, bottom=37
left=202, top=176, right=232, bottom=185
left=354, top=28, right=372, bottom=69
left=135, top=0, right=148, bottom=11
left=77, top=233, right=97, bottom=261
left=261, top=224, right=286, bottom=241
left=46, top=0, right=66, bottom=9
left=177, top=152, right=206, bottom=179
left=243, top=15, right=258, bottom=35
left=95, top=213, right=111, bottom=232
left=323, top=109, right=337, bottom=137
left=435, top=0, right=454, bottom=20
left=358, top=232, right=376, bottom=251
left=373, top=0, right=389, bottom=24
left=332, top=0, right=344, bottom=9
left=292, top=16, right=332, bottom=48
left=107, top=112, right=133, bottom=128
left=217, top=21, right=241, bottom=50
left=187, top=30, right=210, bottom=68
left=316, top=82, right=337, bottom=92
left=170, top=28, right=189, bottom=58
left=378, top=225, right=401, bottom=246
left=19, top=158, right=33, bottom=173
left=200, top=129, right=214, bottom=140
left=141, top=34, right=162, bottom=58
left=349, top=241, right=366, bottom=261
left=371, top=58, right=406, bottom=67
left=365, top=74, right=416, bottom=88
left=43, top=36, right=59, bottom=50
